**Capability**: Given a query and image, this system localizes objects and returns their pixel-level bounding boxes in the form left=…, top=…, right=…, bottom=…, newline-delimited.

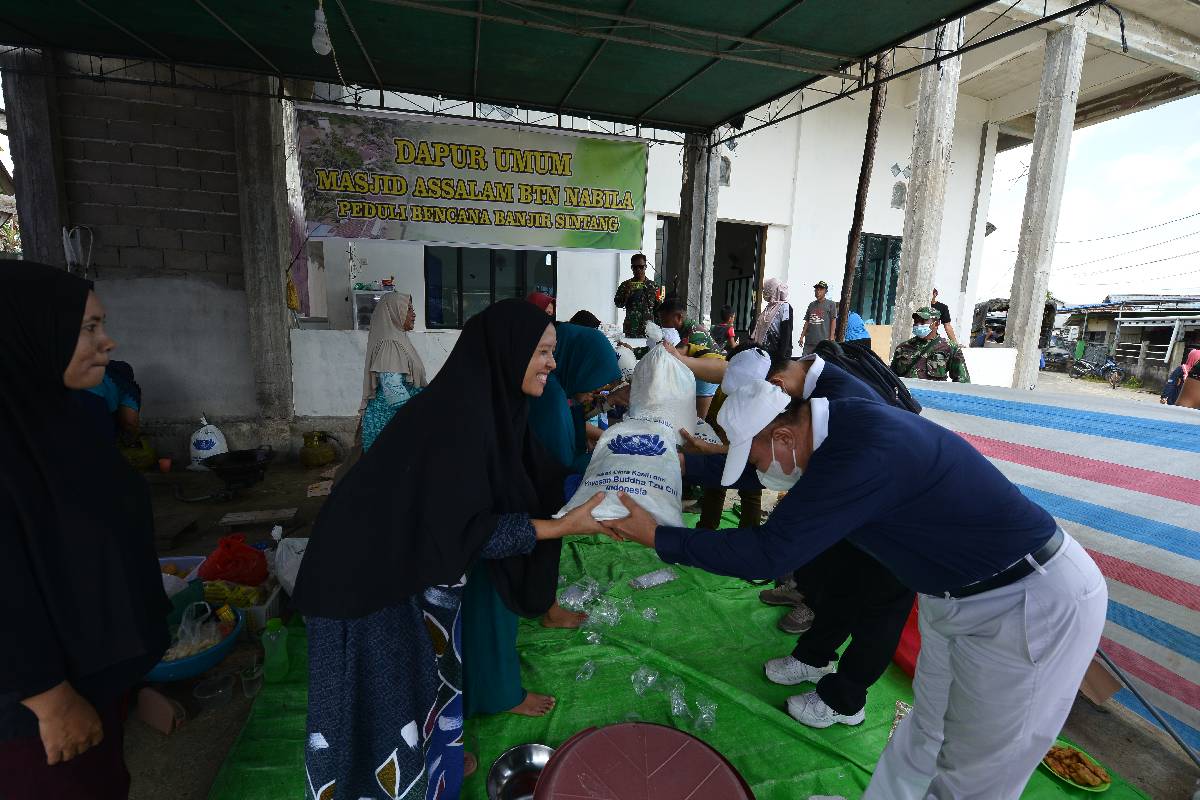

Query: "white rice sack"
left=692, top=420, right=724, bottom=446
left=616, top=345, right=638, bottom=381
left=627, top=342, right=696, bottom=441
left=644, top=320, right=681, bottom=349
left=555, top=417, right=684, bottom=527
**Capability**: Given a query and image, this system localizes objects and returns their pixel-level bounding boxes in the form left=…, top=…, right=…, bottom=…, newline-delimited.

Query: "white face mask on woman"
left=756, top=437, right=803, bottom=492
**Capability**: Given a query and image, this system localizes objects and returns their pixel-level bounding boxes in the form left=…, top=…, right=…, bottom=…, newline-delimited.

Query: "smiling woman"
left=0, top=262, right=169, bottom=800
left=292, top=300, right=608, bottom=798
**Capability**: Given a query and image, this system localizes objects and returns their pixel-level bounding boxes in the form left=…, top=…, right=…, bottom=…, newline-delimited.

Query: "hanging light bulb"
left=312, top=0, right=333, bottom=56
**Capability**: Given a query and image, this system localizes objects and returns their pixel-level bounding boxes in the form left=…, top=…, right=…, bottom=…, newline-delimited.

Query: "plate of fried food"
left=1041, top=740, right=1112, bottom=792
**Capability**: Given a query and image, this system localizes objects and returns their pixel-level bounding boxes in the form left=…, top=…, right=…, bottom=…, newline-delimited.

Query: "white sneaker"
left=786, top=691, right=865, bottom=729
left=763, top=655, right=835, bottom=686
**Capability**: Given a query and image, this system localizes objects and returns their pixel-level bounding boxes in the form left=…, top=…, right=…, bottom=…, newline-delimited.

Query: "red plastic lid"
left=534, top=723, right=752, bottom=799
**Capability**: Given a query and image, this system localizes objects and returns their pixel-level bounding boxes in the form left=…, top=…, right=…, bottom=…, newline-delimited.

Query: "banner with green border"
left=296, top=108, right=647, bottom=250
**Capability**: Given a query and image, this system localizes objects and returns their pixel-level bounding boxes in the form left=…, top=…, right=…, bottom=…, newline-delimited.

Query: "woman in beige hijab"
left=360, top=292, right=428, bottom=451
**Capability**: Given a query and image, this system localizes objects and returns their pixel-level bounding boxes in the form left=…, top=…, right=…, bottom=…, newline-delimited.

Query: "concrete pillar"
left=670, top=132, right=719, bottom=325
left=957, top=122, right=999, bottom=325
left=0, top=49, right=69, bottom=267
left=233, top=76, right=294, bottom=426
left=1007, top=21, right=1088, bottom=390
left=889, top=20, right=966, bottom=354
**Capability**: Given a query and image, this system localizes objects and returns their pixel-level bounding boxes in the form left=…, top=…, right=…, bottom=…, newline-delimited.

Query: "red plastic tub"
left=534, top=722, right=754, bottom=799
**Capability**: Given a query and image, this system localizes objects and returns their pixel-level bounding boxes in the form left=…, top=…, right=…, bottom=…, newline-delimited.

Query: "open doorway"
left=713, top=221, right=766, bottom=337
left=654, top=216, right=766, bottom=334
left=654, top=215, right=681, bottom=297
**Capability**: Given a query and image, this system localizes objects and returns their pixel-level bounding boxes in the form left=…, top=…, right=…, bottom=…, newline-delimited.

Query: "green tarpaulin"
left=208, top=511, right=1144, bottom=799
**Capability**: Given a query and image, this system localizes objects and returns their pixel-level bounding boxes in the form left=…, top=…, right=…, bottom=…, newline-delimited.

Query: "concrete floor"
left=1034, top=367, right=1165, bottom=404
left=123, top=459, right=1199, bottom=800
left=126, top=460, right=329, bottom=800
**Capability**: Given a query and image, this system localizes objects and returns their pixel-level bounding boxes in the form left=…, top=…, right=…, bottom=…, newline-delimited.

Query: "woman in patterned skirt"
left=293, top=300, right=608, bottom=800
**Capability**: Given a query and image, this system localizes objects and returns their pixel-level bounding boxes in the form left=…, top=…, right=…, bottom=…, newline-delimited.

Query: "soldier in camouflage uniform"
left=613, top=254, right=663, bottom=337
left=891, top=306, right=970, bottom=383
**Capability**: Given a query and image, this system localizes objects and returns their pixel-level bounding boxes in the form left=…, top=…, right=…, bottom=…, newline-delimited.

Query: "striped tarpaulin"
left=908, top=381, right=1200, bottom=750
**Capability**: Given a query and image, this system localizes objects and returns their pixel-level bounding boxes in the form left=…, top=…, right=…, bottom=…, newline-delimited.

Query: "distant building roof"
left=1061, top=294, right=1200, bottom=313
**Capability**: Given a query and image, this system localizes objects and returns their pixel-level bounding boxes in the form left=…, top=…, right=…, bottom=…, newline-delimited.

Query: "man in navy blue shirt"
left=604, top=382, right=1107, bottom=800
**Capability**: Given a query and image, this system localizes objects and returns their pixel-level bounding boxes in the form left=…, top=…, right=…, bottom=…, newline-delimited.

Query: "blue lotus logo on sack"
left=193, top=438, right=217, bottom=451
left=608, top=433, right=667, bottom=457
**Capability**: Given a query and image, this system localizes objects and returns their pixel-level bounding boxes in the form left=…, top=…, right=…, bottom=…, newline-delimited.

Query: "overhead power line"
left=1075, top=267, right=1200, bottom=287
left=1068, top=248, right=1199, bottom=278
left=1055, top=210, right=1200, bottom=244
left=1056, top=229, right=1200, bottom=270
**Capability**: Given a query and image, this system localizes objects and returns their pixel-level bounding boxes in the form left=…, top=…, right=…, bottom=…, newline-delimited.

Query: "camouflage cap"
left=813, top=280, right=829, bottom=289
left=913, top=306, right=941, bottom=321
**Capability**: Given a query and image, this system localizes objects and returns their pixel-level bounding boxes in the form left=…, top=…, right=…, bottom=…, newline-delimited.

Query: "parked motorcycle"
left=1070, top=355, right=1127, bottom=388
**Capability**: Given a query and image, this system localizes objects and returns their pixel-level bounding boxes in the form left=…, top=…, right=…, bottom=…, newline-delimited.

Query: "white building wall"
left=292, top=87, right=999, bottom=417
left=782, top=87, right=990, bottom=326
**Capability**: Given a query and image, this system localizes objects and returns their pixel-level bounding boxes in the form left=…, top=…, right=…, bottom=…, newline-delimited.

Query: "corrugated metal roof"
left=0, top=0, right=993, bottom=133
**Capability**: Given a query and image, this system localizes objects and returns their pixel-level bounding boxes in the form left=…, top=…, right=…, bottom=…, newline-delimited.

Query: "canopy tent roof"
left=0, top=0, right=991, bottom=133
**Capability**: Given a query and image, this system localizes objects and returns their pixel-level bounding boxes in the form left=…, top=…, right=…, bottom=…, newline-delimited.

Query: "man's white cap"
left=716, top=380, right=792, bottom=486
left=721, top=347, right=771, bottom=396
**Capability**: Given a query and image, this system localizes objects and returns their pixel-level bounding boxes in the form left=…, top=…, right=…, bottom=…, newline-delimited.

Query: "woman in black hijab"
left=0, top=263, right=169, bottom=799
left=293, top=299, right=606, bottom=800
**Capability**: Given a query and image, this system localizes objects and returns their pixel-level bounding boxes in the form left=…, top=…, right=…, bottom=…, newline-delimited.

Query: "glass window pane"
left=526, top=251, right=556, bottom=296
left=424, top=246, right=459, bottom=328
left=883, top=238, right=902, bottom=325
left=461, top=247, right=491, bottom=322
left=494, top=250, right=521, bottom=301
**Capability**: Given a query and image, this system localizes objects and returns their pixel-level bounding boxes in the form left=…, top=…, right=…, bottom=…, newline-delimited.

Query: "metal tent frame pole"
left=1096, top=648, right=1200, bottom=770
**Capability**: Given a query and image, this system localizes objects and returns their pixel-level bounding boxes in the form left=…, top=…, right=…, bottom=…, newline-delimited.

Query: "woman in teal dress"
left=359, top=293, right=427, bottom=452
left=461, top=321, right=622, bottom=719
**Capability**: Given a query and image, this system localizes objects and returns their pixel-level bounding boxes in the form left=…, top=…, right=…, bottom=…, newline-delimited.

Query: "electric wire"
left=1055, top=210, right=1200, bottom=244
left=1055, top=229, right=1200, bottom=270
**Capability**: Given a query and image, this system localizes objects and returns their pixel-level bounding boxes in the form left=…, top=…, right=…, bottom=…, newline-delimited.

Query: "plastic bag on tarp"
left=554, top=417, right=684, bottom=527
left=198, top=534, right=268, bottom=587
left=628, top=326, right=695, bottom=442
left=274, top=537, right=308, bottom=596
left=629, top=568, right=678, bottom=590
left=559, top=576, right=602, bottom=611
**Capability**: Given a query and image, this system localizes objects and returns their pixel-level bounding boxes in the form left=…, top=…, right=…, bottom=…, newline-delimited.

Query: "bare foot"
left=541, top=602, right=587, bottom=629
left=464, top=752, right=478, bottom=777
left=508, top=692, right=556, bottom=717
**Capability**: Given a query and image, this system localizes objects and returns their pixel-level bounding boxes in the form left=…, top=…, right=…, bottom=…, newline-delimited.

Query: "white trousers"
left=864, top=533, right=1107, bottom=800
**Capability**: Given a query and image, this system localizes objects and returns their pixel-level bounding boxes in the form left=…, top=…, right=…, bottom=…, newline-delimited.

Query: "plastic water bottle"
left=262, top=618, right=289, bottom=683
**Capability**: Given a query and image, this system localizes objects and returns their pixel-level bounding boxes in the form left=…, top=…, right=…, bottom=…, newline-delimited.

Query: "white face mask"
left=756, top=437, right=803, bottom=492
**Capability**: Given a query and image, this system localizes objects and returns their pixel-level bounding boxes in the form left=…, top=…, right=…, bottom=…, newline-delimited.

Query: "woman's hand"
left=21, top=682, right=103, bottom=765
left=680, top=430, right=727, bottom=455
left=585, top=424, right=604, bottom=448
left=601, top=494, right=659, bottom=549
left=534, top=493, right=619, bottom=540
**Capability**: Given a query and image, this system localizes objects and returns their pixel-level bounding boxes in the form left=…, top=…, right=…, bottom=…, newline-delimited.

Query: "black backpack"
left=814, top=339, right=922, bottom=415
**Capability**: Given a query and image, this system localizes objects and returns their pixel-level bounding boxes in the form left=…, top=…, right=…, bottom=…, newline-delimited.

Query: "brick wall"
left=55, top=75, right=244, bottom=288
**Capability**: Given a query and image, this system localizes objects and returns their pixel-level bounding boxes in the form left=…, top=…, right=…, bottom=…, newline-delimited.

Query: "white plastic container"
left=241, top=583, right=282, bottom=635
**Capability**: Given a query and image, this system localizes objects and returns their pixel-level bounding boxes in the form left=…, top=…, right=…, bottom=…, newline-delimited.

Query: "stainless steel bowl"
left=486, top=743, right=555, bottom=800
